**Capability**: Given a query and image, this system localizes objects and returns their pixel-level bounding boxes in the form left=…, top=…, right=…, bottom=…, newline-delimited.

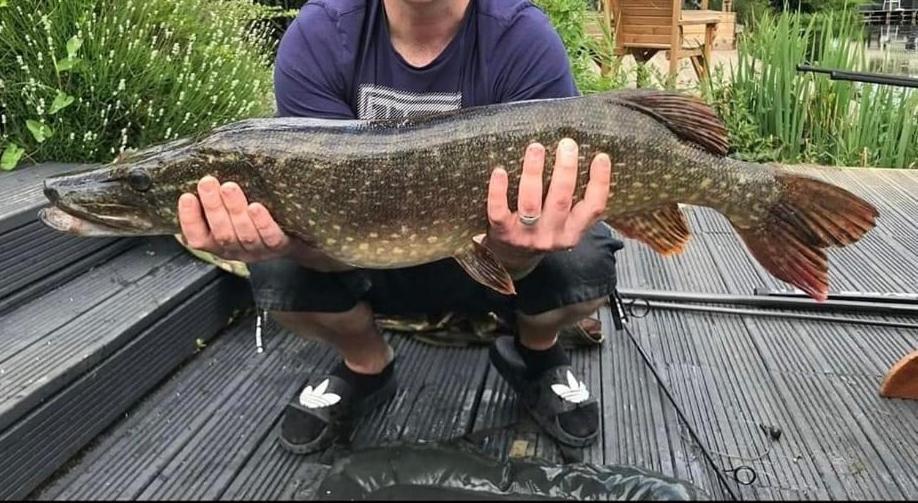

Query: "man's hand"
left=485, top=138, right=612, bottom=276
left=177, top=176, right=352, bottom=271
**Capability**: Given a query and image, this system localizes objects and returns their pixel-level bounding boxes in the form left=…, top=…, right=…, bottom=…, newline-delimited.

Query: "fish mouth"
left=43, top=173, right=158, bottom=235
left=40, top=203, right=157, bottom=236
left=39, top=207, right=147, bottom=237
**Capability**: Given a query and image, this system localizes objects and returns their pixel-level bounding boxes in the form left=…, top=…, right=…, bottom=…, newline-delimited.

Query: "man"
left=176, top=0, right=623, bottom=454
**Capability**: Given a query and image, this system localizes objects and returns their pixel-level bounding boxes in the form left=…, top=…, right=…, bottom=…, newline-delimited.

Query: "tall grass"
left=707, top=10, right=917, bottom=168
left=0, top=0, right=284, bottom=170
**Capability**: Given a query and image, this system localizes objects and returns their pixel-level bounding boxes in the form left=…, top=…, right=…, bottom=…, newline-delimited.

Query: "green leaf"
left=0, top=0, right=8, bottom=7
left=66, top=35, right=83, bottom=59
left=26, top=120, right=53, bottom=143
left=1, top=143, right=24, bottom=171
left=49, top=90, right=75, bottom=115
left=56, top=57, right=81, bottom=72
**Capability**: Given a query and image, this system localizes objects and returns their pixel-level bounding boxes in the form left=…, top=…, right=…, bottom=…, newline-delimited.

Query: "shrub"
left=534, top=0, right=628, bottom=93
left=0, top=0, right=284, bottom=170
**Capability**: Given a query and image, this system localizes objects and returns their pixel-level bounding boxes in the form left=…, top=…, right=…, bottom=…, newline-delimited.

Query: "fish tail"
left=733, top=172, right=878, bottom=301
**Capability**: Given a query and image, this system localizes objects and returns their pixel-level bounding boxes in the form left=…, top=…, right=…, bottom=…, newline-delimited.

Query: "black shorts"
left=248, top=223, right=624, bottom=317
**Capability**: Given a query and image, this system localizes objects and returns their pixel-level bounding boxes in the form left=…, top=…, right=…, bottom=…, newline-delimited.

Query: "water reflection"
left=865, top=24, right=918, bottom=76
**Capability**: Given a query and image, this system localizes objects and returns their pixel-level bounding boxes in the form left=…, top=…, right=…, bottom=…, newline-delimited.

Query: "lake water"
left=865, top=24, right=918, bottom=77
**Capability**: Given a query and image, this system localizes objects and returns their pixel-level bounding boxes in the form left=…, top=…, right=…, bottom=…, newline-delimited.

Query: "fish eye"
left=128, top=168, right=152, bottom=192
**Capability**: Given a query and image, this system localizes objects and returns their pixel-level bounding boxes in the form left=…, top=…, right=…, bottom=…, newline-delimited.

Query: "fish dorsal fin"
left=612, top=90, right=729, bottom=156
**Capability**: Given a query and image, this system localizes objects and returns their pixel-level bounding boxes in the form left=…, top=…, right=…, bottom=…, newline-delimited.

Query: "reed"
left=709, top=10, right=917, bottom=168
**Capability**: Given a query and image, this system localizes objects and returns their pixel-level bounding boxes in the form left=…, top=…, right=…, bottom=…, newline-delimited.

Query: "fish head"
left=42, top=138, right=219, bottom=236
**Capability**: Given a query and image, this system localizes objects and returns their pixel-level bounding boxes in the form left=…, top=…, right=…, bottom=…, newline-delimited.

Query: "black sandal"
left=489, top=336, right=600, bottom=447
left=279, top=371, right=398, bottom=455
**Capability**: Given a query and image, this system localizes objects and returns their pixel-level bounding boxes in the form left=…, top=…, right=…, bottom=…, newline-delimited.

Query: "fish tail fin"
left=733, top=172, right=878, bottom=301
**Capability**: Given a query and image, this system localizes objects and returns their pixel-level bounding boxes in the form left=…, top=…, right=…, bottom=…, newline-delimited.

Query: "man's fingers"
left=487, top=167, right=512, bottom=231
left=197, top=176, right=239, bottom=251
left=178, top=193, right=216, bottom=250
left=568, top=153, right=613, bottom=237
left=248, top=203, right=290, bottom=251
left=542, top=138, right=579, bottom=228
left=220, top=182, right=261, bottom=252
left=517, top=143, right=545, bottom=220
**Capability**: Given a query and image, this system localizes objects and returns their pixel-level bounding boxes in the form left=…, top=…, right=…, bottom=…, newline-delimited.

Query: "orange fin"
left=608, top=204, right=691, bottom=255
left=734, top=172, right=879, bottom=301
left=454, top=236, right=516, bottom=295
left=880, top=350, right=918, bottom=400
left=613, top=90, right=729, bottom=156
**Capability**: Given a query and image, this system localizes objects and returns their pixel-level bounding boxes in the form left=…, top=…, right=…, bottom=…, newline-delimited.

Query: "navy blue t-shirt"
left=274, top=0, right=578, bottom=120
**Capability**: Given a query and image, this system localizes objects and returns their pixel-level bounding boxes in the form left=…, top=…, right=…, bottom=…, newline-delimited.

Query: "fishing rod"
left=609, top=293, right=749, bottom=498
left=617, top=288, right=918, bottom=317
left=797, top=64, right=918, bottom=88
left=752, top=287, right=918, bottom=305
left=625, top=300, right=918, bottom=330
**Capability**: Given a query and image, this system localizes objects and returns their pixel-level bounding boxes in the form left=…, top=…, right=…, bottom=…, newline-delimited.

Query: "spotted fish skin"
left=42, top=90, right=878, bottom=300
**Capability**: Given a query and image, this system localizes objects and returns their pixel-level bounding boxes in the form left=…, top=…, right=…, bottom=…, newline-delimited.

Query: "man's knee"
left=514, top=223, right=622, bottom=316
left=270, top=302, right=374, bottom=336
left=519, top=296, right=607, bottom=328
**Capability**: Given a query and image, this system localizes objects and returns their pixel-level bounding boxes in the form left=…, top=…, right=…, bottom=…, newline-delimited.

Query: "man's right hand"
left=177, top=176, right=353, bottom=272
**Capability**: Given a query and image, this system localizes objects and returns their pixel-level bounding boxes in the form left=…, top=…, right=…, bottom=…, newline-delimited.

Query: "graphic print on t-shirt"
left=357, top=84, right=461, bottom=120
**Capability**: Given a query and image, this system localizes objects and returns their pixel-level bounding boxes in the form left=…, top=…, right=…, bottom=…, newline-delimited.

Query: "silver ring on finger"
left=519, top=213, right=541, bottom=226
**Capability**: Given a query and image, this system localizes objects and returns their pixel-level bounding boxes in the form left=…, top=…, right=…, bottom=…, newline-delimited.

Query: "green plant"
left=734, top=0, right=775, bottom=28
left=775, top=0, right=867, bottom=12
left=0, top=0, right=285, bottom=170
left=535, top=0, right=627, bottom=94
left=704, top=66, right=782, bottom=161
left=708, top=10, right=917, bottom=168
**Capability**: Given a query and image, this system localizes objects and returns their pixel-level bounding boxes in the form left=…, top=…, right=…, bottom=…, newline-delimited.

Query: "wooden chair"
left=605, top=0, right=720, bottom=81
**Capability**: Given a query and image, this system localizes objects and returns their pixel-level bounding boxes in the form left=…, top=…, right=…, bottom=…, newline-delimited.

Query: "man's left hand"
left=485, top=138, right=613, bottom=276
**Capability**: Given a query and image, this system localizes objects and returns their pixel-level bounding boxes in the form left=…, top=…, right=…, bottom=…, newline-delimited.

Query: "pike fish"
left=40, top=90, right=879, bottom=300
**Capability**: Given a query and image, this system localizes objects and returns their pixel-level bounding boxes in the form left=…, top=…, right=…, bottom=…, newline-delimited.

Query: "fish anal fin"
left=608, top=204, right=691, bottom=256
left=612, top=90, right=729, bottom=156
left=454, top=236, right=517, bottom=295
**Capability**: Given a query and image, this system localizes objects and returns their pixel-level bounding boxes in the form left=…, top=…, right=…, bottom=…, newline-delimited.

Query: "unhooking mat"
left=315, top=442, right=708, bottom=501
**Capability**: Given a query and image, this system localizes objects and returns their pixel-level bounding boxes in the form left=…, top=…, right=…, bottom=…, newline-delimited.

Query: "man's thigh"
left=248, top=223, right=623, bottom=317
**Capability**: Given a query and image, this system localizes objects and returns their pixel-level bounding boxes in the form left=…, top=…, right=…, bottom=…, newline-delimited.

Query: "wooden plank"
left=620, top=25, right=673, bottom=35
left=625, top=15, right=674, bottom=26
left=623, top=43, right=672, bottom=49
left=622, top=34, right=673, bottom=45
left=623, top=7, right=670, bottom=16
left=2, top=275, right=249, bottom=501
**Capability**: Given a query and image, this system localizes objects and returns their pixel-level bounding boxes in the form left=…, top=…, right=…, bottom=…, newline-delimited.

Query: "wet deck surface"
left=36, top=166, right=918, bottom=500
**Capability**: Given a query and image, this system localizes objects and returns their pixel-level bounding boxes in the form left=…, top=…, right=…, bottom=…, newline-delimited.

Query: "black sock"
left=515, top=338, right=570, bottom=379
left=330, top=358, right=395, bottom=396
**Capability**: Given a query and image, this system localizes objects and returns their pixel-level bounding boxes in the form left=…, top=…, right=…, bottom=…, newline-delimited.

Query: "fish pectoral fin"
left=453, top=236, right=517, bottom=296
left=612, top=90, right=729, bottom=156
left=608, top=204, right=691, bottom=255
